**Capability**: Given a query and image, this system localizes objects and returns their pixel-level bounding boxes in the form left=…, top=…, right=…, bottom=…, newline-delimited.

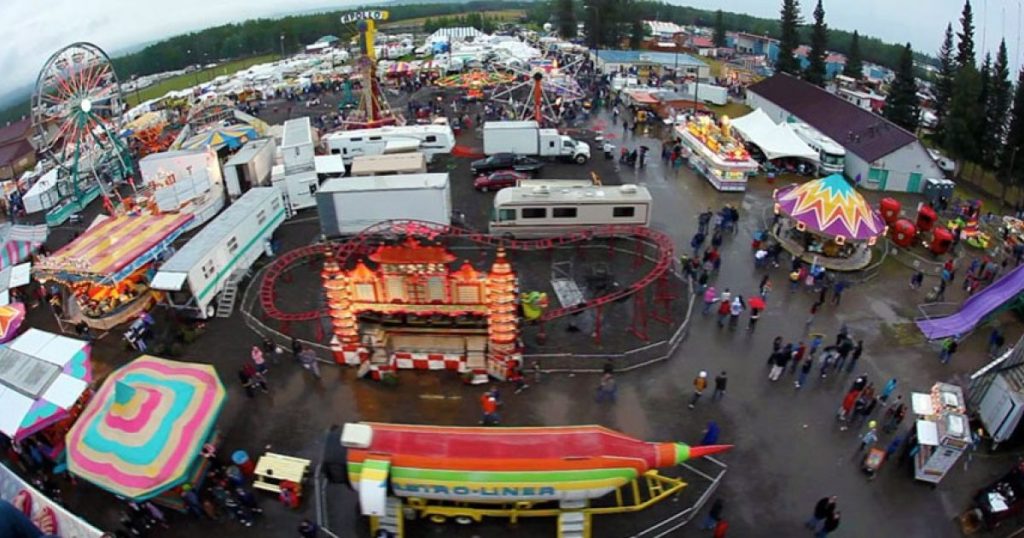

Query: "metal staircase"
left=374, top=496, right=403, bottom=537
left=557, top=500, right=587, bottom=538
left=215, top=269, right=248, bottom=318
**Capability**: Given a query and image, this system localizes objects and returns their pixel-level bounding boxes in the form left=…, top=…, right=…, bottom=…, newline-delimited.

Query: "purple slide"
left=916, top=264, right=1024, bottom=340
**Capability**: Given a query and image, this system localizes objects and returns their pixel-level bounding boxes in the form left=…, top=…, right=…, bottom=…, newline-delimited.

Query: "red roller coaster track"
left=257, top=220, right=675, bottom=323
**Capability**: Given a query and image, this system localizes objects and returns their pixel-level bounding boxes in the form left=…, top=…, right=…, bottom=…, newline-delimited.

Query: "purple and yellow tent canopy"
left=773, top=174, right=887, bottom=242
left=66, top=356, right=225, bottom=501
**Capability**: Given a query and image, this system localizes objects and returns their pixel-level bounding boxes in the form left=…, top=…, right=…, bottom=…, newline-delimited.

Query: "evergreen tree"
left=988, top=40, right=1012, bottom=168
left=883, top=43, right=920, bottom=131
left=776, top=0, right=803, bottom=75
left=713, top=9, right=727, bottom=47
left=556, top=0, right=577, bottom=39
left=976, top=53, right=993, bottom=166
left=956, top=0, right=975, bottom=68
left=1003, top=69, right=1024, bottom=178
left=842, top=30, right=863, bottom=79
left=803, top=0, right=828, bottom=85
left=935, top=24, right=956, bottom=130
left=944, top=64, right=983, bottom=168
left=630, top=17, right=645, bottom=49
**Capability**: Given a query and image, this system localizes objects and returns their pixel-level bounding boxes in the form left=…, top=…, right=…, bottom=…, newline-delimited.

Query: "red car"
left=474, top=170, right=529, bottom=192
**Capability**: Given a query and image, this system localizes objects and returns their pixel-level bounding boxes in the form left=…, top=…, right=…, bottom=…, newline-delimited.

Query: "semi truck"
left=315, top=173, right=451, bottom=236
left=482, top=121, right=591, bottom=164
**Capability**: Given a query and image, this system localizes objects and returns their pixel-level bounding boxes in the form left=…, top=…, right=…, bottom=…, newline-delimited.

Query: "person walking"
left=816, top=511, right=841, bottom=537
left=790, top=341, right=806, bottom=374
left=831, top=280, right=847, bottom=305
left=700, top=420, right=720, bottom=445
left=251, top=345, right=268, bottom=376
left=702, top=286, right=718, bottom=315
left=690, top=231, right=706, bottom=258
left=857, top=421, right=879, bottom=452
left=939, top=336, right=958, bottom=364
left=716, top=298, right=731, bottom=328
left=689, top=371, right=708, bottom=409
left=805, top=496, right=837, bottom=531
left=838, top=390, right=859, bottom=430
left=701, top=498, right=725, bottom=530
left=298, top=519, right=318, bottom=538
left=883, top=395, right=907, bottom=433
left=768, top=349, right=790, bottom=381
left=909, top=270, right=924, bottom=289
left=845, top=340, right=864, bottom=374
left=595, top=373, right=617, bottom=403
left=805, top=301, right=822, bottom=332
left=712, top=371, right=727, bottom=401
left=989, top=328, right=1006, bottom=357
left=759, top=274, right=772, bottom=298
left=796, top=356, right=813, bottom=389
left=728, top=296, right=745, bottom=329
left=747, top=307, right=762, bottom=331
left=480, top=390, right=500, bottom=425
left=879, top=378, right=898, bottom=405
left=298, top=348, right=322, bottom=379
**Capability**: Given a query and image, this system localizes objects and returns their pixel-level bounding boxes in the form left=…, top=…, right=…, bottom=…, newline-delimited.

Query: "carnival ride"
left=916, top=264, right=1024, bottom=340
left=339, top=10, right=405, bottom=129
left=32, top=42, right=134, bottom=222
left=341, top=422, right=730, bottom=536
left=488, top=57, right=586, bottom=124
left=123, top=112, right=177, bottom=157
left=257, top=220, right=677, bottom=370
left=435, top=69, right=516, bottom=101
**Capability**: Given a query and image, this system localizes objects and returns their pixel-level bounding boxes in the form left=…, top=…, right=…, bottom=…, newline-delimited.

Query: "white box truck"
left=682, top=81, right=729, bottom=106
left=316, top=173, right=451, bottom=236
left=150, top=187, right=286, bottom=318
left=223, top=138, right=276, bottom=198
left=281, top=117, right=317, bottom=174
left=482, top=121, right=591, bottom=164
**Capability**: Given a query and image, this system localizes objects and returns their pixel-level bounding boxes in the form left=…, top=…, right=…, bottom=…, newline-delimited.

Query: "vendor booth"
left=910, top=382, right=971, bottom=485
left=0, top=328, right=92, bottom=461
left=22, top=169, right=60, bottom=215
left=772, top=174, right=887, bottom=271
left=33, top=214, right=193, bottom=330
left=675, top=115, right=760, bottom=191
left=66, top=355, right=225, bottom=508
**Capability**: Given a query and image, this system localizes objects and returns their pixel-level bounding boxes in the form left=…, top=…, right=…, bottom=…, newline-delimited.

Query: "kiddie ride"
left=341, top=422, right=731, bottom=537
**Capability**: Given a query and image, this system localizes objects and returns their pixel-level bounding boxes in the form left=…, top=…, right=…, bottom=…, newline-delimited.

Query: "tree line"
left=532, top=0, right=929, bottom=71
left=931, top=0, right=1019, bottom=198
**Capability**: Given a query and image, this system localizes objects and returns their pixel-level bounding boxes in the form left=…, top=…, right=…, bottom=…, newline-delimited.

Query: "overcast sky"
left=1, top=0, right=1019, bottom=104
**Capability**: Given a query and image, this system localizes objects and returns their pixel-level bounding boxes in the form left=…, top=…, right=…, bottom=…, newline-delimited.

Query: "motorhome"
left=349, top=153, right=428, bottom=177
left=322, top=124, right=455, bottom=164
left=490, top=184, right=652, bottom=236
left=786, top=122, right=846, bottom=175
left=150, top=187, right=286, bottom=318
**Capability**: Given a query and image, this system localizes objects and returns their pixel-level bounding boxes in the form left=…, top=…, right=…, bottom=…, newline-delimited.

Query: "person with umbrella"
left=747, top=296, right=766, bottom=331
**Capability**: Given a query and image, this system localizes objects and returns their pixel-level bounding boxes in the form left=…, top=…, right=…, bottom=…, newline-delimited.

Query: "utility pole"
left=280, top=34, right=286, bottom=59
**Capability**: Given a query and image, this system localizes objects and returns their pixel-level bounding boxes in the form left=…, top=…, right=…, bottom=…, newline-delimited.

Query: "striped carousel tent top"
left=65, top=356, right=225, bottom=500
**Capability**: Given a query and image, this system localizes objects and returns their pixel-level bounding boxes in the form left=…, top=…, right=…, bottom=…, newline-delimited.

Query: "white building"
left=747, top=73, right=944, bottom=193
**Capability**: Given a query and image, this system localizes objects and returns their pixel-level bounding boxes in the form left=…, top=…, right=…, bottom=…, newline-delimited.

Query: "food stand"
left=33, top=214, right=192, bottom=330
left=772, top=174, right=887, bottom=271
left=910, top=382, right=971, bottom=485
left=66, top=356, right=225, bottom=508
left=675, top=115, right=759, bottom=191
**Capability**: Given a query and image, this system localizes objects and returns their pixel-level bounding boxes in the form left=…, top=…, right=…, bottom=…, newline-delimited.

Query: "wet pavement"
left=15, top=105, right=1024, bottom=538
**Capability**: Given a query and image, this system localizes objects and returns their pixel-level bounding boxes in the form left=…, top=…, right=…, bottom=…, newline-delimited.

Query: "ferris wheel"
left=32, top=42, right=133, bottom=206
left=488, top=57, right=586, bottom=125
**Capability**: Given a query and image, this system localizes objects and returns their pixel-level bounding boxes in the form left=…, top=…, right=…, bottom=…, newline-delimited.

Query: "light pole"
left=280, top=34, right=285, bottom=59
left=586, top=5, right=600, bottom=72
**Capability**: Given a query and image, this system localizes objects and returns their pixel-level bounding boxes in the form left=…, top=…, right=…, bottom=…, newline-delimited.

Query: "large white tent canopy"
left=730, top=108, right=820, bottom=163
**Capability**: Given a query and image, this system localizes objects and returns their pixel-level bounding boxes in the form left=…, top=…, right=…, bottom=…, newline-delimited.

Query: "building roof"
left=427, top=27, right=484, bottom=43
left=690, top=37, right=715, bottom=49
left=0, top=119, right=32, bottom=147
left=0, top=140, right=35, bottom=167
left=644, top=20, right=686, bottom=35
left=731, top=32, right=780, bottom=44
left=595, top=50, right=707, bottom=68
left=748, top=73, right=917, bottom=162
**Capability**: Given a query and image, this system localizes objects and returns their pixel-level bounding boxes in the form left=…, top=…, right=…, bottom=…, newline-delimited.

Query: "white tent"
left=23, top=169, right=60, bottom=214
left=730, top=108, right=820, bottom=163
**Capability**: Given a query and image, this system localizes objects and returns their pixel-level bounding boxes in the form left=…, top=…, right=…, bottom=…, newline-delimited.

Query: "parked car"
left=470, top=153, right=544, bottom=175
left=474, top=170, right=529, bottom=192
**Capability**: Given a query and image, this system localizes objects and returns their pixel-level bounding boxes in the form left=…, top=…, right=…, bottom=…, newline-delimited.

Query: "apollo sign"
left=340, top=11, right=389, bottom=24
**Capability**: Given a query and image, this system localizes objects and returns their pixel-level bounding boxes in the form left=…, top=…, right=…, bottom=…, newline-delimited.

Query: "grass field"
left=125, top=54, right=279, bottom=106
left=380, top=9, right=526, bottom=29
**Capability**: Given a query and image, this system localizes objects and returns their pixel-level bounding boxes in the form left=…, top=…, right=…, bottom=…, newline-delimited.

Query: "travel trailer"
left=322, top=124, right=455, bottom=164
left=490, top=184, right=652, bottom=236
left=150, top=188, right=286, bottom=318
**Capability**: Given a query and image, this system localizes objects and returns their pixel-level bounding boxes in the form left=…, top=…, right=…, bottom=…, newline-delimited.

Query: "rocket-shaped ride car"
left=341, top=422, right=731, bottom=515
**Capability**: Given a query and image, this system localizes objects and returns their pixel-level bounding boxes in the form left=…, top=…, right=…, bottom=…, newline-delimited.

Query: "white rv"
left=786, top=122, right=846, bottom=175
left=150, top=188, right=286, bottom=318
left=490, top=184, right=652, bottom=236
left=322, top=124, right=455, bottom=164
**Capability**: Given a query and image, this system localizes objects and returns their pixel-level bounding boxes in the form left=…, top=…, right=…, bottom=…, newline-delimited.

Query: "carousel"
left=33, top=214, right=193, bottom=329
left=772, top=174, right=887, bottom=271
